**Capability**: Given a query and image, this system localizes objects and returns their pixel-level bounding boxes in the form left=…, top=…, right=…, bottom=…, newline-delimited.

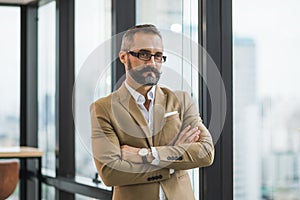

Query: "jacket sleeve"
left=90, top=102, right=170, bottom=187
left=154, top=91, right=215, bottom=170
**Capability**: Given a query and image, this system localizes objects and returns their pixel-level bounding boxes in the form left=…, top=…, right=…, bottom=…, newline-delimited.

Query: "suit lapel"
left=117, top=83, right=153, bottom=146
left=153, top=87, right=167, bottom=146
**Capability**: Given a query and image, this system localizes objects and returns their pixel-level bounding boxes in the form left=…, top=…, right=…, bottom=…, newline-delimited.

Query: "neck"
left=126, top=79, right=153, bottom=98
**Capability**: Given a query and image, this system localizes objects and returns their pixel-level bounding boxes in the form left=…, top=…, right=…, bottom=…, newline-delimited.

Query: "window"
left=0, top=5, right=20, bottom=200
left=38, top=1, right=56, bottom=175
left=76, top=194, right=98, bottom=200
left=74, top=0, right=112, bottom=184
left=136, top=0, right=200, bottom=198
left=233, top=0, right=300, bottom=199
left=0, top=6, right=20, bottom=147
left=42, top=184, right=55, bottom=200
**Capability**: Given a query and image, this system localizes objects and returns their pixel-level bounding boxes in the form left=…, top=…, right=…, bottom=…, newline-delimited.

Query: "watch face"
left=138, top=148, right=149, bottom=156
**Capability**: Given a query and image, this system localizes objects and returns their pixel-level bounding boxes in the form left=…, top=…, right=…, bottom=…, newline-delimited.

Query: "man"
left=90, top=24, right=214, bottom=200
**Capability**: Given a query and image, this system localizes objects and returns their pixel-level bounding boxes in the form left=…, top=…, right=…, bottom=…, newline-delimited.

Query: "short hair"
left=120, top=24, right=162, bottom=51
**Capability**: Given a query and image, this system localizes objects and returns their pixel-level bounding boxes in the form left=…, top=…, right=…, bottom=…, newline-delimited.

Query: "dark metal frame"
left=20, top=2, right=39, bottom=200
left=199, top=0, right=233, bottom=199
left=111, top=0, right=135, bottom=90
left=43, top=175, right=112, bottom=199
left=55, top=0, right=75, bottom=199
left=0, top=3, right=20, bottom=6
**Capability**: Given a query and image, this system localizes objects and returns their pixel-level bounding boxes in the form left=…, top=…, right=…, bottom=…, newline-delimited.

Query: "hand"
left=121, top=145, right=142, bottom=163
left=173, top=125, right=200, bottom=146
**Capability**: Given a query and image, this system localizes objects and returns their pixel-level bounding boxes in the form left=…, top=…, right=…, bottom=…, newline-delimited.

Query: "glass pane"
left=75, top=194, right=96, bottom=200
left=136, top=0, right=199, bottom=90
left=136, top=0, right=199, bottom=115
left=74, top=0, right=112, bottom=182
left=233, top=0, right=300, bottom=199
left=38, top=1, right=56, bottom=173
left=136, top=0, right=200, bottom=198
left=76, top=194, right=97, bottom=200
left=42, top=184, right=55, bottom=199
left=0, top=6, right=20, bottom=146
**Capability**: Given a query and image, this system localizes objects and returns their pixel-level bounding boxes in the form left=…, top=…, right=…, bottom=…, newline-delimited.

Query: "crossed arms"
left=90, top=91, right=214, bottom=186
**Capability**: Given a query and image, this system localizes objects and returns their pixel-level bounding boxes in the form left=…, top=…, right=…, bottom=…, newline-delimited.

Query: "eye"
left=138, top=50, right=151, bottom=58
left=154, top=53, right=163, bottom=59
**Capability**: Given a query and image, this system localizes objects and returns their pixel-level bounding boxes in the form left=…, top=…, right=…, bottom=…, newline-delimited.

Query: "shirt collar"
left=125, top=81, right=156, bottom=105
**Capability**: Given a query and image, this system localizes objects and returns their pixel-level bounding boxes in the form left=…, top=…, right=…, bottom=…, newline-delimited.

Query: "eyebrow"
left=139, top=49, right=163, bottom=54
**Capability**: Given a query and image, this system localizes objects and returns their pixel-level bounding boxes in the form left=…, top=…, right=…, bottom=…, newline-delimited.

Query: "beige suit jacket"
left=90, top=83, right=214, bottom=200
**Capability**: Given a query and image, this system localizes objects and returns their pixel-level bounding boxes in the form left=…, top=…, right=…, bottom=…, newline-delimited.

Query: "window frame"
left=199, top=0, right=233, bottom=199
left=13, top=0, right=233, bottom=199
left=20, top=2, right=39, bottom=199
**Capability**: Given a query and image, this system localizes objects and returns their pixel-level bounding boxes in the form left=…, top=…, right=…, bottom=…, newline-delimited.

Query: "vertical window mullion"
left=20, top=3, right=39, bottom=200
left=111, top=0, right=135, bottom=90
left=200, top=0, right=233, bottom=199
left=55, top=0, right=75, bottom=199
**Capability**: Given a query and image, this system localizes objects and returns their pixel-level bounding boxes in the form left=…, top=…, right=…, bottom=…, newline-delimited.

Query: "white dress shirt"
left=125, top=82, right=167, bottom=200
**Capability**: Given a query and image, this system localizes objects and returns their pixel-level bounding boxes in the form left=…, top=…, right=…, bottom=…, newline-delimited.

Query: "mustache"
left=135, top=65, right=162, bottom=75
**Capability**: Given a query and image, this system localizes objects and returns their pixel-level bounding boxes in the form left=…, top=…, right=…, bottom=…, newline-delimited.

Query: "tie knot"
left=144, top=99, right=151, bottom=111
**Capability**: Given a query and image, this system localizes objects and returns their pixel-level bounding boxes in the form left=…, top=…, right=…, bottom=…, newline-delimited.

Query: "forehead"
left=130, top=32, right=163, bottom=52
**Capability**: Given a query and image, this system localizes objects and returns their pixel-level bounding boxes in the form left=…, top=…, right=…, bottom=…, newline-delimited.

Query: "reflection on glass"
left=233, top=0, right=300, bottom=199
left=74, top=0, right=112, bottom=183
left=0, top=6, right=20, bottom=147
left=136, top=0, right=199, bottom=106
left=136, top=0, right=200, bottom=198
left=42, top=184, right=55, bottom=200
left=38, top=1, right=56, bottom=174
left=76, top=194, right=97, bottom=200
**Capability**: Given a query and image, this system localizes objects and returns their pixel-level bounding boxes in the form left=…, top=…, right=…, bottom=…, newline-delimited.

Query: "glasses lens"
left=154, top=53, right=163, bottom=62
left=138, top=51, right=151, bottom=60
left=132, top=50, right=165, bottom=63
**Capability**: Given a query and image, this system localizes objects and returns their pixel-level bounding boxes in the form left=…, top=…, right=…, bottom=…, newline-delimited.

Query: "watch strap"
left=142, top=156, right=148, bottom=164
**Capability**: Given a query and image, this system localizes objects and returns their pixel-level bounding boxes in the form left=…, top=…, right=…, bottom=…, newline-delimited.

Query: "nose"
left=145, top=55, right=156, bottom=66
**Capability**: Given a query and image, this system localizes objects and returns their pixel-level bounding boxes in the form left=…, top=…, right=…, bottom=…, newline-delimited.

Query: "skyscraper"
left=234, top=37, right=261, bottom=200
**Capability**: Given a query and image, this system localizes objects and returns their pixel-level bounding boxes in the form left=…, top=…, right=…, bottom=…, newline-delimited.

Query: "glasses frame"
left=127, top=50, right=167, bottom=63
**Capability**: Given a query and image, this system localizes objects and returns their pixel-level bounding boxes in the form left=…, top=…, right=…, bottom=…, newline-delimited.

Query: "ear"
left=119, top=51, right=127, bottom=64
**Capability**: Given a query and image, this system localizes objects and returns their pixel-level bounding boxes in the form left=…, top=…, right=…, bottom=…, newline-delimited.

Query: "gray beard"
left=127, top=59, right=161, bottom=86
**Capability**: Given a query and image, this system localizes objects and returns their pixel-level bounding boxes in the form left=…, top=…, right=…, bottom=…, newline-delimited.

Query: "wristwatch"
left=138, top=148, right=149, bottom=163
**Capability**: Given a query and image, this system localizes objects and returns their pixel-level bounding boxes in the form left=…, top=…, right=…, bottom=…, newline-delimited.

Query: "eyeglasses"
left=127, top=50, right=167, bottom=63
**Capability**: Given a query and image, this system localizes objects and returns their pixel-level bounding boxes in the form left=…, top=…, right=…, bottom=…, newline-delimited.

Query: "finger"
left=186, top=130, right=200, bottom=143
left=182, top=125, right=192, bottom=132
left=194, top=130, right=201, bottom=141
left=121, top=150, right=125, bottom=159
left=193, top=135, right=199, bottom=142
left=181, top=127, right=198, bottom=142
left=175, top=125, right=200, bottom=145
left=177, top=125, right=192, bottom=141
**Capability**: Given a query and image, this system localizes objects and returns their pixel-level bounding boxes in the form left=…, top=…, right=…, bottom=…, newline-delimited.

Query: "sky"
left=233, top=0, right=300, bottom=98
